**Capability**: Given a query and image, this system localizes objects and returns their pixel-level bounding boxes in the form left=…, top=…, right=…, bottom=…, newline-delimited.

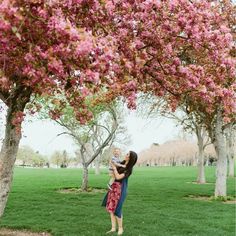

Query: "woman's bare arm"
left=111, top=163, right=125, bottom=180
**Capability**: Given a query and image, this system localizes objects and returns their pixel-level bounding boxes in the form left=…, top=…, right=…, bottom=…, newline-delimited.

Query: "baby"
left=107, top=148, right=126, bottom=190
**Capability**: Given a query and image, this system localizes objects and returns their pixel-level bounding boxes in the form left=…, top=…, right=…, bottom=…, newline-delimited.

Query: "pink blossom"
left=80, top=87, right=90, bottom=97
left=24, top=53, right=34, bottom=62
left=48, top=58, right=64, bottom=75
left=75, top=40, right=94, bottom=57
left=179, top=66, right=188, bottom=75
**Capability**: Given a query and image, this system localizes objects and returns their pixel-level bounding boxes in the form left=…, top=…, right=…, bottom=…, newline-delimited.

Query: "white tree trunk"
left=95, top=155, right=100, bottom=175
left=214, top=110, right=227, bottom=197
left=0, top=107, right=22, bottom=218
left=227, top=124, right=235, bottom=177
left=81, top=165, right=88, bottom=191
left=228, top=155, right=235, bottom=177
left=197, top=135, right=206, bottom=184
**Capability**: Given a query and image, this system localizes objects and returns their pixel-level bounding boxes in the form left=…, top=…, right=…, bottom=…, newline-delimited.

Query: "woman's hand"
left=110, top=162, right=125, bottom=180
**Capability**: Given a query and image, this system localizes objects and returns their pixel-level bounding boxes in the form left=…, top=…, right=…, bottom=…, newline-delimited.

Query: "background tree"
left=61, top=150, right=70, bottom=168
left=50, top=150, right=72, bottom=168
left=166, top=103, right=209, bottom=183
left=17, top=146, right=48, bottom=167
left=89, top=108, right=131, bottom=174
left=51, top=151, right=62, bottom=168
left=31, top=151, right=48, bottom=168
left=53, top=103, right=119, bottom=191
left=16, top=146, right=33, bottom=167
left=38, top=96, right=130, bottom=189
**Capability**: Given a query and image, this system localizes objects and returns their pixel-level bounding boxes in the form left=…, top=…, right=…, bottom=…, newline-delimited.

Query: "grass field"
left=0, top=167, right=235, bottom=236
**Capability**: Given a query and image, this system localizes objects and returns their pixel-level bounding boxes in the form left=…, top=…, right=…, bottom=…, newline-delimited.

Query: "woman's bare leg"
left=116, top=215, right=123, bottom=235
left=106, top=213, right=116, bottom=233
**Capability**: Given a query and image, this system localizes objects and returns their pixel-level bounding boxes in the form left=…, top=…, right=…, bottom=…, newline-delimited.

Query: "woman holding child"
left=102, top=149, right=138, bottom=235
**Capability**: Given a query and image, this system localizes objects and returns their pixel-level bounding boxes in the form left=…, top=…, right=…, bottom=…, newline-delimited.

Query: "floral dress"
left=102, top=169, right=129, bottom=218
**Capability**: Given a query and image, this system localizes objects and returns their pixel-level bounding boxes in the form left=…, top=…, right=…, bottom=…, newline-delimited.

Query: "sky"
left=0, top=103, right=182, bottom=157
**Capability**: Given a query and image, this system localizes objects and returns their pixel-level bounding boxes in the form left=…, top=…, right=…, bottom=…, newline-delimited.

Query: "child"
left=107, top=148, right=126, bottom=190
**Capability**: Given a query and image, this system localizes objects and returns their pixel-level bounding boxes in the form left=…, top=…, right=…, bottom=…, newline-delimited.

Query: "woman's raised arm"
left=111, top=163, right=125, bottom=180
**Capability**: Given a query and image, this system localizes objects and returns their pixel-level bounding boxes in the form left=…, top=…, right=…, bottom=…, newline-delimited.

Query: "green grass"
left=0, top=167, right=235, bottom=236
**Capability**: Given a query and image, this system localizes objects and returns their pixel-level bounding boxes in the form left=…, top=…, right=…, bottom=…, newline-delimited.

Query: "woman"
left=102, top=151, right=138, bottom=235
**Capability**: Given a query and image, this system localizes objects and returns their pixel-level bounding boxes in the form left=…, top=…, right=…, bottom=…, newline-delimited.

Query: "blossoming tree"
left=100, top=0, right=235, bottom=196
left=0, top=0, right=125, bottom=217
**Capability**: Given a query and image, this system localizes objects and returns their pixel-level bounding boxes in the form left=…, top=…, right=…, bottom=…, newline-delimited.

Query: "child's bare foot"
left=107, top=184, right=112, bottom=190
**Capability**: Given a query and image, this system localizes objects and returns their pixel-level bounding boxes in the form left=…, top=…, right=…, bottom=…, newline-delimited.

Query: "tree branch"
left=0, top=91, right=10, bottom=106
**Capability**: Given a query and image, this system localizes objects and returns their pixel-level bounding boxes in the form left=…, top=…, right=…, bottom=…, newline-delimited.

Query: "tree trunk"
left=0, top=107, right=22, bottom=218
left=196, top=132, right=206, bottom=184
left=95, top=155, right=100, bottom=175
left=214, top=109, right=227, bottom=197
left=81, top=164, right=88, bottom=191
left=227, top=124, right=235, bottom=177
left=228, top=155, right=235, bottom=177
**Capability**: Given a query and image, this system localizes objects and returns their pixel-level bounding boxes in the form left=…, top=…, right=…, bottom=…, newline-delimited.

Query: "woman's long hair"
left=125, top=151, right=138, bottom=176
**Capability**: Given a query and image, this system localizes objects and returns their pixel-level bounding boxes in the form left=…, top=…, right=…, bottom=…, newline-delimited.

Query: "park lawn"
left=0, top=167, right=235, bottom=236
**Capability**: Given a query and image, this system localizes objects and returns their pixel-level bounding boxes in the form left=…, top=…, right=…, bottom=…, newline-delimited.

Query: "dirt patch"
left=223, top=200, right=236, bottom=204
left=0, top=228, right=51, bottom=236
left=186, top=181, right=214, bottom=185
left=185, top=195, right=212, bottom=202
left=185, top=195, right=236, bottom=203
left=57, top=187, right=107, bottom=194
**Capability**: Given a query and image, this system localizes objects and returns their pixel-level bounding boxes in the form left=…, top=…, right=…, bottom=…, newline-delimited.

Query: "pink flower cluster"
left=0, top=0, right=235, bottom=128
left=103, top=0, right=235, bottom=118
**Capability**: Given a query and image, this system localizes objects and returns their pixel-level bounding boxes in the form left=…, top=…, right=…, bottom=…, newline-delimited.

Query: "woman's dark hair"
left=125, top=151, right=138, bottom=176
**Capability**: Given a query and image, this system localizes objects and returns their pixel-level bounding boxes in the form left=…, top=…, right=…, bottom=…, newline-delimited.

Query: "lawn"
left=0, top=167, right=235, bottom=236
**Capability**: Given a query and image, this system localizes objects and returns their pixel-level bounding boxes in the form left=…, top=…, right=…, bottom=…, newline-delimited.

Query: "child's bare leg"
left=109, top=172, right=115, bottom=177
left=108, top=173, right=115, bottom=186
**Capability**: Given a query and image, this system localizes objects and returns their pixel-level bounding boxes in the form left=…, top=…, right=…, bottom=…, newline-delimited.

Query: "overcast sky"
left=0, top=103, right=183, bottom=156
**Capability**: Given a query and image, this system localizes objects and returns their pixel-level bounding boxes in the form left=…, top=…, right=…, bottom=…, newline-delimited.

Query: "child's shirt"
left=111, top=156, right=121, bottom=165
left=109, top=156, right=122, bottom=171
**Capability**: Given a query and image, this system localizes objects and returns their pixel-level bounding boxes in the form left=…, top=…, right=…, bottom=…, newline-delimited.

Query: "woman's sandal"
left=106, top=229, right=116, bottom=234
